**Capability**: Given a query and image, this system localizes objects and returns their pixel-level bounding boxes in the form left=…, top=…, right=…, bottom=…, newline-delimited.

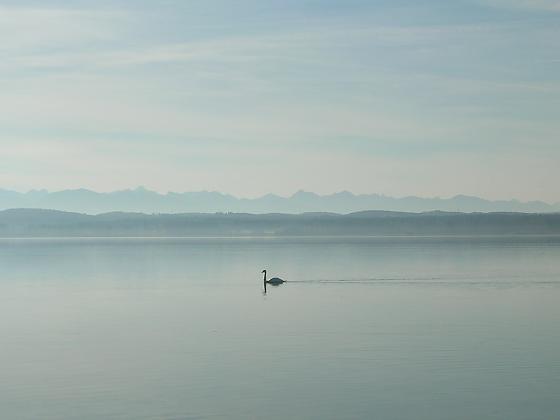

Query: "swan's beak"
left=261, top=270, right=266, bottom=273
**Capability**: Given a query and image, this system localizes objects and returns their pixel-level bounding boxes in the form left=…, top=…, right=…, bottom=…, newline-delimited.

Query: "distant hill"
left=0, top=188, right=558, bottom=214
left=1, top=208, right=560, bottom=237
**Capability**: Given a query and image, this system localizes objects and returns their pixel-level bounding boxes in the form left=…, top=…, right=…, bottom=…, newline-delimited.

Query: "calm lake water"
left=1, top=236, right=559, bottom=419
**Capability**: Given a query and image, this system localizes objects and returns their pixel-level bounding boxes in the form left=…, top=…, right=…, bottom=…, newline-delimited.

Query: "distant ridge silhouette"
left=0, top=187, right=558, bottom=215
left=1, top=208, right=560, bottom=237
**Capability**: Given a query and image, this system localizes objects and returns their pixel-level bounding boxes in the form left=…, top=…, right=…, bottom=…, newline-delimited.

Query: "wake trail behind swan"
left=287, top=277, right=559, bottom=286
left=290, top=277, right=442, bottom=284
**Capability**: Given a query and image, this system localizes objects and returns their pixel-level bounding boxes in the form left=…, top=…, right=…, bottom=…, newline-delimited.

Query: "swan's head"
left=262, top=269, right=267, bottom=274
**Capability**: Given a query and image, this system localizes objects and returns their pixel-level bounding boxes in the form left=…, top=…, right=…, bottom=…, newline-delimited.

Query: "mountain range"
left=0, top=187, right=558, bottom=215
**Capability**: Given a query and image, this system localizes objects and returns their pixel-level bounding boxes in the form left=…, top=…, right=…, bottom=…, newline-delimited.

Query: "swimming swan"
left=262, top=270, right=286, bottom=287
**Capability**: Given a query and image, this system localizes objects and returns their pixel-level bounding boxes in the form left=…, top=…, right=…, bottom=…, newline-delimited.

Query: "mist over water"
left=1, top=236, right=559, bottom=419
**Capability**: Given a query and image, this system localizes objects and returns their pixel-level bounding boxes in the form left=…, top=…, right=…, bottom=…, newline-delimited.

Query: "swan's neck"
left=263, top=271, right=267, bottom=282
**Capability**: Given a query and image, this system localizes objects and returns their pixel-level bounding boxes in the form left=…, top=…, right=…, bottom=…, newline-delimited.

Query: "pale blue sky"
left=1, top=0, right=559, bottom=201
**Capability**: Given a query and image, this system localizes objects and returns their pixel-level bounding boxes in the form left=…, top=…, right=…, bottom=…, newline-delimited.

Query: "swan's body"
left=267, top=277, right=285, bottom=285
left=262, top=270, right=286, bottom=290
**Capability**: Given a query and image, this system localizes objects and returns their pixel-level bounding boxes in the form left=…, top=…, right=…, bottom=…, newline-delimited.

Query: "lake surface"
left=1, top=236, right=559, bottom=419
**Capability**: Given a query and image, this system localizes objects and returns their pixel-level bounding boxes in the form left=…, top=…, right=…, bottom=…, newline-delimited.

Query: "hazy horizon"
left=2, top=186, right=559, bottom=214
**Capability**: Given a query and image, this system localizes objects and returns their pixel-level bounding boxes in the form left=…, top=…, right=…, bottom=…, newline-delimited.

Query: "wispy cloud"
left=0, top=6, right=129, bottom=53
left=1, top=18, right=506, bottom=72
left=480, top=0, right=560, bottom=11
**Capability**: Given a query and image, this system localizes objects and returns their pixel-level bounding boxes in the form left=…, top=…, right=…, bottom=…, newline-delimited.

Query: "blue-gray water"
left=1, top=236, right=559, bottom=419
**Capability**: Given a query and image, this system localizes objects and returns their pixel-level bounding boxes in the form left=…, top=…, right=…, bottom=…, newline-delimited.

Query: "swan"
left=262, top=269, right=286, bottom=287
